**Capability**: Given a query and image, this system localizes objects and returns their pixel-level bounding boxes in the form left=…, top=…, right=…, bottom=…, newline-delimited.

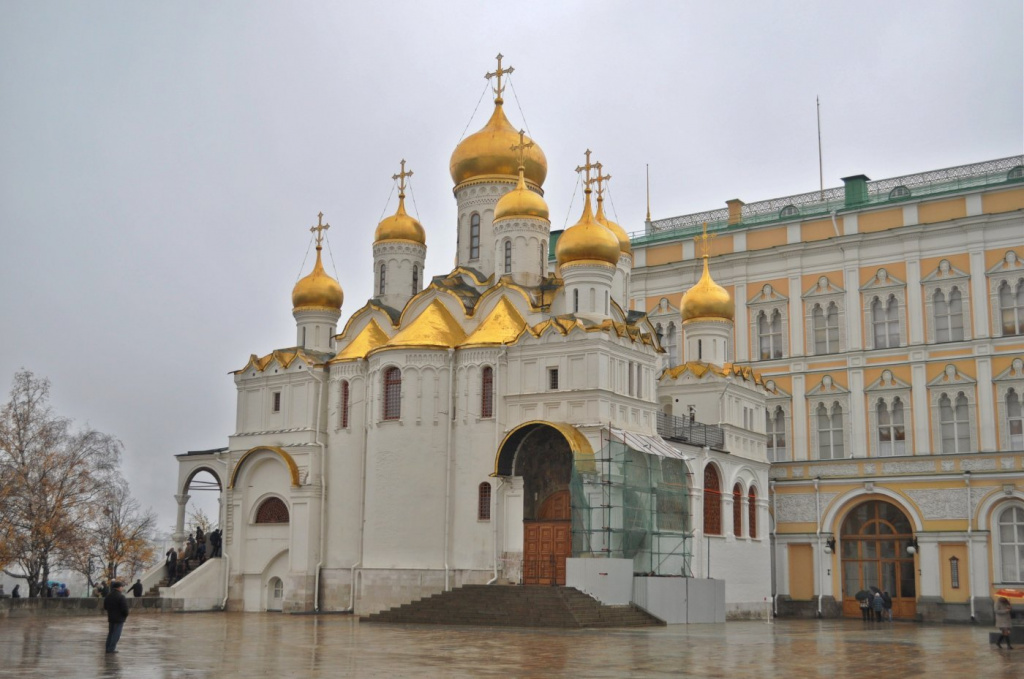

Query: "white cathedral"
left=169, top=58, right=771, bottom=618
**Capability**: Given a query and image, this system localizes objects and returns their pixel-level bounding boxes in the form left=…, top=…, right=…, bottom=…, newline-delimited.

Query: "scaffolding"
left=571, top=428, right=694, bottom=576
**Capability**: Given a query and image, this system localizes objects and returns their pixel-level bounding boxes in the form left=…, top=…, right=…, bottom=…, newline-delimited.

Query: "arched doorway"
left=840, top=500, right=917, bottom=619
left=495, top=422, right=591, bottom=586
left=267, top=577, right=283, bottom=611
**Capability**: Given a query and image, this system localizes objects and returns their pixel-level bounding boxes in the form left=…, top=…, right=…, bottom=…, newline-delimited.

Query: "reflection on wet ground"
left=0, top=613, right=1018, bottom=678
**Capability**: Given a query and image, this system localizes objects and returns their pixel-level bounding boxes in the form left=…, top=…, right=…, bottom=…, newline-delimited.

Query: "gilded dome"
left=450, top=102, right=547, bottom=187
left=680, top=256, right=734, bottom=322
left=292, top=247, right=343, bottom=311
left=494, top=166, right=549, bottom=221
left=555, top=190, right=620, bottom=268
left=595, top=196, right=631, bottom=256
left=374, top=193, right=425, bottom=244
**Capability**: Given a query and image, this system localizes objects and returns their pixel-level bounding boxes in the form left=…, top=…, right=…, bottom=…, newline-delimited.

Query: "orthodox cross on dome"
left=310, top=212, right=330, bottom=248
left=695, top=222, right=715, bottom=258
left=593, top=162, right=612, bottom=198
left=485, top=53, right=514, bottom=102
left=510, top=129, right=533, bottom=169
left=392, top=159, right=413, bottom=196
left=575, top=149, right=599, bottom=188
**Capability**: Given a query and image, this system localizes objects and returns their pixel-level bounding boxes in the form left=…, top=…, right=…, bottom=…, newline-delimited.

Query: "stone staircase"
left=361, top=585, right=665, bottom=628
left=146, top=558, right=205, bottom=596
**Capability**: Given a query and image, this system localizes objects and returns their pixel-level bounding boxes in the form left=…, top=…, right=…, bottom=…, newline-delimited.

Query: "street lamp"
left=824, top=536, right=837, bottom=554
left=906, top=536, right=919, bottom=555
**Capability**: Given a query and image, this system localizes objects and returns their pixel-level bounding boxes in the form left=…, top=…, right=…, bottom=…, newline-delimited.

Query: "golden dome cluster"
left=592, top=164, right=631, bottom=257
left=292, top=213, right=343, bottom=312
left=494, top=129, right=549, bottom=222
left=680, top=226, right=734, bottom=322
left=556, top=153, right=620, bottom=268
left=375, top=160, right=426, bottom=245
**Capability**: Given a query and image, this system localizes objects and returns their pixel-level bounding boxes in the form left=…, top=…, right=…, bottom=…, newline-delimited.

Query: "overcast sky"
left=1, top=2, right=1021, bottom=531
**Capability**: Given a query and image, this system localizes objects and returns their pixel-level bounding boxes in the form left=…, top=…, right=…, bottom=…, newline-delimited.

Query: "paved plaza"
left=0, top=613, right=1018, bottom=678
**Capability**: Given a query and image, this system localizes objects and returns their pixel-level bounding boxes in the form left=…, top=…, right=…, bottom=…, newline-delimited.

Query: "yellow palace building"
left=627, top=157, right=1024, bottom=623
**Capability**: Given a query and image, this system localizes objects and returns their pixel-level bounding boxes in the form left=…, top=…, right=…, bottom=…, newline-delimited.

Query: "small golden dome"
left=494, top=166, right=549, bottom=221
left=555, top=189, right=620, bottom=268
left=374, top=193, right=425, bottom=244
left=680, top=256, right=734, bottom=322
left=595, top=195, right=631, bottom=256
left=450, top=102, right=547, bottom=187
left=292, top=247, right=343, bottom=311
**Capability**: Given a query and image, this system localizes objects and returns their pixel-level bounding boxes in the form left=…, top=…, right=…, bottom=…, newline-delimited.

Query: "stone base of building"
left=917, top=596, right=995, bottom=625
left=775, top=595, right=841, bottom=618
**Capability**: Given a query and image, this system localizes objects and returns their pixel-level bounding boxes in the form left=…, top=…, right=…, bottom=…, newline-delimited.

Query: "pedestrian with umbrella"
left=856, top=590, right=871, bottom=621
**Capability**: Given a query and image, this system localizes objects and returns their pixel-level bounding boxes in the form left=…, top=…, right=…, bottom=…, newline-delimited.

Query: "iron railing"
left=656, top=412, right=725, bottom=449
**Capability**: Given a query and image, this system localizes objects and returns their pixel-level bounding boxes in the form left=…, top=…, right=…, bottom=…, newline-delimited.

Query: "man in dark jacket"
left=165, top=548, right=177, bottom=586
left=103, top=581, right=129, bottom=654
left=130, top=579, right=144, bottom=597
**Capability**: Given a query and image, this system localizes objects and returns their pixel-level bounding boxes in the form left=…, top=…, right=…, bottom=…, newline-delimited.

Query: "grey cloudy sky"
left=1, top=2, right=1021, bottom=530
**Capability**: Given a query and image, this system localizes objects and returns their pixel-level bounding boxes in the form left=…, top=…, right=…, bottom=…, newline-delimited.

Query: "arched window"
left=481, top=366, right=494, bottom=419
left=933, top=287, right=965, bottom=342
left=477, top=482, right=492, bottom=520
left=939, top=392, right=970, bottom=453
left=255, top=497, right=290, bottom=524
left=748, top=487, right=757, bottom=539
left=758, top=309, right=783, bottom=359
left=1000, top=279, right=1024, bottom=336
left=732, top=484, right=743, bottom=537
left=1008, top=388, right=1023, bottom=449
left=469, top=213, right=481, bottom=260
left=383, top=367, right=401, bottom=421
left=703, top=465, right=721, bottom=535
left=812, top=302, right=840, bottom=354
left=872, top=295, right=900, bottom=348
left=379, top=263, right=386, bottom=296
left=889, top=185, right=911, bottom=200
left=997, top=505, right=1024, bottom=582
left=1008, top=166, right=1024, bottom=180
left=766, top=406, right=787, bottom=462
left=817, top=402, right=845, bottom=459
left=876, top=397, right=906, bottom=456
left=779, top=204, right=800, bottom=218
left=339, top=380, right=350, bottom=429
left=412, top=265, right=419, bottom=295
left=504, top=240, right=512, bottom=273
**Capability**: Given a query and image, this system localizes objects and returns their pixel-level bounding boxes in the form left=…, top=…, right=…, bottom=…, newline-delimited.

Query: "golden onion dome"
left=292, top=246, right=343, bottom=311
left=494, top=165, right=549, bottom=221
left=595, top=195, right=631, bottom=256
left=374, top=193, right=425, bottom=244
left=450, top=101, right=547, bottom=187
left=555, top=189, right=621, bottom=268
left=680, top=256, right=734, bottom=322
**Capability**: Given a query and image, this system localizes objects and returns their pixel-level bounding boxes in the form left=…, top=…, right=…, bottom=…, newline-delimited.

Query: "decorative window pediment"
left=861, top=270, right=906, bottom=350
left=860, top=268, right=906, bottom=292
left=987, top=250, right=1024, bottom=337
left=749, top=284, right=790, bottom=361
left=927, top=365, right=977, bottom=454
left=866, top=370, right=913, bottom=457
left=995, top=358, right=1024, bottom=451
left=807, top=374, right=850, bottom=397
left=749, top=283, right=789, bottom=306
left=926, top=364, right=976, bottom=389
left=807, top=375, right=852, bottom=459
left=803, top=275, right=845, bottom=299
left=923, top=260, right=971, bottom=343
left=921, top=259, right=970, bottom=284
left=865, top=369, right=912, bottom=392
left=803, top=277, right=845, bottom=355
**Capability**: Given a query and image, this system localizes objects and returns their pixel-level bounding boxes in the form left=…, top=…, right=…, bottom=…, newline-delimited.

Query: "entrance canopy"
left=609, top=427, right=691, bottom=461
left=494, top=421, right=595, bottom=476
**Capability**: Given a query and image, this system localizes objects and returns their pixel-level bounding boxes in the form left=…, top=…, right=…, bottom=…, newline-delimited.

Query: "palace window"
left=949, top=556, right=960, bottom=589
left=757, top=309, right=784, bottom=360
left=812, top=302, right=840, bottom=354
left=766, top=406, right=787, bottom=462
left=939, top=392, right=971, bottom=453
left=817, top=402, right=845, bottom=459
left=999, top=279, right=1024, bottom=336
left=1007, top=388, right=1024, bottom=449
left=703, top=465, right=722, bottom=536
left=998, top=505, right=1024, bottom=583
left=339, top=380, right=350, bottom=429
left=665, top=322, right=679, bottom=366
left=469, top=213, right=481, bottom=260
left=255, top=497, right=289, bottom=524
left=481, top=366, right=494, bottom=419
left=379, top=263, right=386, bottom=296
left=383, top=367, right=402, bottom=421
left=478, top=482, right=491, bottom=521
left=573, top=288, right=579, bottom=313
left=876, top=397, right=906, bottom=457
left=504, top=240, right=512, bottom=274
left=871, top=295, right=901, bottom=349
left=933, top=287, right=965, bottom=343
left=748, top=487, right=758, bottom=539
left=272, top=391, right=281, bottom=413
left=733, top=484, right=743, bottom=538
left=548, top=367, right=559, bottom=391
left=412, top=265, right=418, bottom=295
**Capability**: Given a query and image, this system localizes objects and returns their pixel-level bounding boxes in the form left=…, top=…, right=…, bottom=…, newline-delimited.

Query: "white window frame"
left=922, top=259, right=971, bottom=343
left=864, top=369, right=913, bottom=457
left=995, top=358, right=1024, bottom=451
left=994, top=503, right=1024, bottom=584
left=927, top=365, right=978, bottom=455
left=861, top=268, right=907, bottom=350
left=803, top=276, right=846, bottom=355
left=807, top=375, right=851, bottom=460
left=765, top=401, right=790, bottom=462
left=987, top=250, right=1024, bottom=338
left=748, top=284, right=789, bottom=361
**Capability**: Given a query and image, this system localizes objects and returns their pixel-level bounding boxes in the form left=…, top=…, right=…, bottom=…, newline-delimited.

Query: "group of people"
left=93, top=579, right=144, bottom=598
left=164, top=526, right=222, bottom=586
left=859, top=590, right=894, bottom=622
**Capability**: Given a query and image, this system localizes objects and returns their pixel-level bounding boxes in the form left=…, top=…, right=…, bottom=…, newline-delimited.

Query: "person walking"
left=994, top=596, right=1014, bottom=649
left=859, top=594, right=871, bottom=621
left=882, top=591, right=893, bottom=622
left=165, top=548, right=177, bottom=586
left=209, top=529, right=222, bottom=558
left=11, top=584, right=20, bottom=598
left=103, top=581, right=129, bottom=654
left=871, top=591, right=884, bottom=622
left=130, top=579, right=143, bottom=597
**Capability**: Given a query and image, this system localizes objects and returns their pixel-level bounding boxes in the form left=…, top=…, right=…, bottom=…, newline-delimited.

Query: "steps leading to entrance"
left=361, top=585, right=665, bottom=628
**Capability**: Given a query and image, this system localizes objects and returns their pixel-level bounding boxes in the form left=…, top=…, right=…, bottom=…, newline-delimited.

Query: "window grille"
left=478, top=482, right=491, bottom=521
left=383, top=367, right=401, bottom=421
left=703, top=465, right=722, bottom=535
left=340, top=380, right=350, bottom=428
left=255, top=497, right=289, bottom=524
left=470, top=214, right=480, bottom=260
left=481, top=366, right=494, bottom=419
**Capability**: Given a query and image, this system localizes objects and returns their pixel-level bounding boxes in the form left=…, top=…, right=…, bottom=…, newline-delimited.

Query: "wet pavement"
left=0, top=613, right=1018, bottom=678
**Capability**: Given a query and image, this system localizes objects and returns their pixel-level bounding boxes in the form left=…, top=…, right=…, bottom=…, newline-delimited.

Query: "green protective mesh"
left=571, top=431, right=694, bottom=576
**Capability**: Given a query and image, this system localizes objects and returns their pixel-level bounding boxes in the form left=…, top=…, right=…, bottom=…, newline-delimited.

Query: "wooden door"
left=523, top=490, right=571, bottom=585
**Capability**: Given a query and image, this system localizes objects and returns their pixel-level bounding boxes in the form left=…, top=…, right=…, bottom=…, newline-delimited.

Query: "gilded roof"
left=462, top=297, right=528, bottom=347
left=235, top=348, right=322, bottom=374
left=291, top=247, right=343, bottom=312
left=378, top=299, right=468, bottom=352
left=449, top=102, right=547, bottom=187
left=329, top=319, right=390, bottom=363
left=661, top=361, right=764, bottom=386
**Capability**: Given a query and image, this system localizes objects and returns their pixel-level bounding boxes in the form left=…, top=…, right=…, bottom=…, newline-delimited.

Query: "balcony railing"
left=656, top=412, right=725, bottom=449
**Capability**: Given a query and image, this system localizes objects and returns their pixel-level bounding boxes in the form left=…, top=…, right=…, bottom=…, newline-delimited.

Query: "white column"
left=849, top=369, right=866, bottom=457
left=918, top=539, right=941, bottom=598
left=788, top=274, right=804, bottom=356
left=976, top=357, right=996, bottom=451
left=734, top=282, right=749, bottom=361
left=906, top=259, right=924, bottom=345
left=969, top=248, right=990, bottom=338
left=912, top=363, right=930, bottom=454
left=844, top=265, right=863, bottom=351
left=173, top=493, right=191, bottom=544
left=792, top=375, right=808, bottom=460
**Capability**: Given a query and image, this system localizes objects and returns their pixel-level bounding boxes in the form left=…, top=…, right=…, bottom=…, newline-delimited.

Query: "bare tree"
left=185, top=507, right=215, bottom=536
left=0, top=371, right=121, bottom=596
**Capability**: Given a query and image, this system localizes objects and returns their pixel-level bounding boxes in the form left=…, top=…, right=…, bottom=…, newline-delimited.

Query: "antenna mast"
left=817, top=96, right=824, bottom=201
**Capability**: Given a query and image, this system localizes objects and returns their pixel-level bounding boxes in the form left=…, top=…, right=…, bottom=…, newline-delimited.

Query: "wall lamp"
left=824, top=536, right=836, bottom=554
left=906, top=536, right=919, bottom=555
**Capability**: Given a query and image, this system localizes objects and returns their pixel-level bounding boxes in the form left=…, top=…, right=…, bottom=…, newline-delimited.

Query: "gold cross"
left=510, top=129, right=534, bottom=169
left=310, top=212, right=330, bottom=248
left=392, top=159, right=413, bottom=195
left=485, top=53, right=514, bottom=102
left=575, top=149, right=599, bottom=187
left=593, top=162, right=612, bottom=198
left=695, top=222, right=715, bottom=258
